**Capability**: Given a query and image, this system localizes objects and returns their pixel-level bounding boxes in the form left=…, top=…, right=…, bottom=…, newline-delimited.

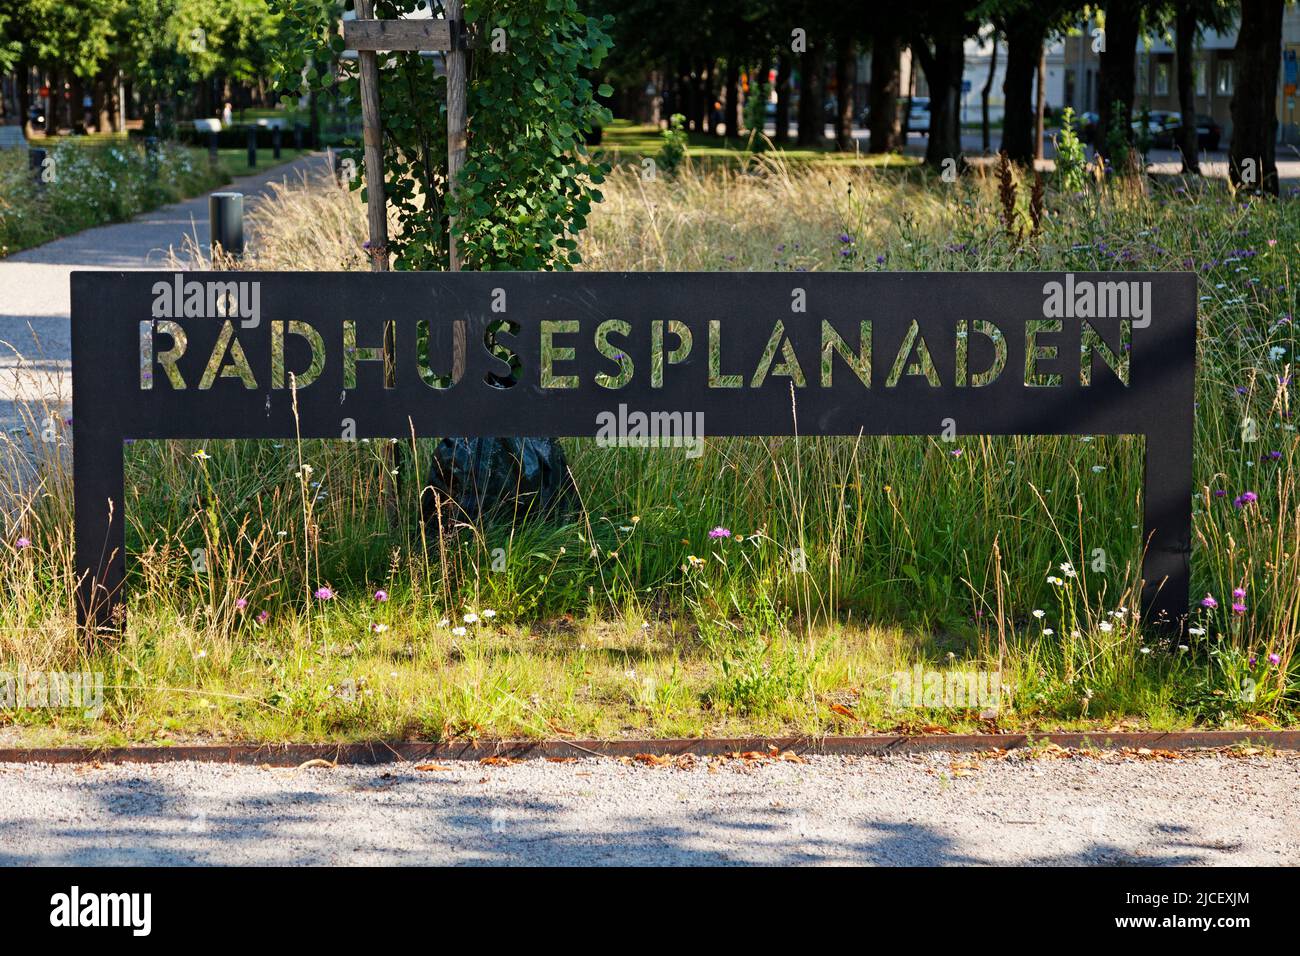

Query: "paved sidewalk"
left=0, top=153, right=331, bottom=432
left=1, top=751, right=1296, bottom=865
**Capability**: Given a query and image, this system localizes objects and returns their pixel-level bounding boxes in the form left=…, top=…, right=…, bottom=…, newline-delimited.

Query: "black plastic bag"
left=422, top=437, right=577, bottom=524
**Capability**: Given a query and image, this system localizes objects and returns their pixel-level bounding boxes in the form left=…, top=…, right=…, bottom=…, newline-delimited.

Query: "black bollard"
left=208, top=131, right=219, bottom=166
left=272, top=125, right=281, bottom=160
left=209, top=192, right=244, bottom=259
left=29, top=147, right=48, bottom=187
left=246, top=127, right=257, bottom=168
left=293, top=122, right=303, bottom=150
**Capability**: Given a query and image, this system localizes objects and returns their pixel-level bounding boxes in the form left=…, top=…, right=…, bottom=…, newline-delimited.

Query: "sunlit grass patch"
left=3, top=151, right=1299, bottom=743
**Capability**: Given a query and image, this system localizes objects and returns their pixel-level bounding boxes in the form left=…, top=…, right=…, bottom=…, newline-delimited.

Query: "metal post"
left=209, top=192, right=244, bottom=259
left=356, top=0, right=389, bottom=272
left=294, top=122, right=303, bottom=150
left=208, top=130, right=219, bottom=166
left=446, top=0, right=467, bottom=272
left=246, top=127, right=257, bottom=168
left=272, top=125, right=282, bottom=159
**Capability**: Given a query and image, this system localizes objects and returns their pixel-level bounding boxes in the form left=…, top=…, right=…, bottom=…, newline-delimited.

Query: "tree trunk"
left=981, top=29, right=998, bottom=153
left=1097, top=0, right=1141, bottom=161
left=1000, top=19, right=1043, bottom=163
left=1230, top=0, right=1284, bottom=195
left=868, top=32, right=901, bottom=153
left=723, top=58, right=739, bottom=137
left=196, top=74, right=211, bottom=120
left=688, top=61, right=704, bottom=131
left=1175, top=4, right=1200, bottom=174
left=835, top=36, right=856, bottom=150
left=96, top=75, right=112, bottom=132
left=914, top=28, right=965, bottom=168
left=1035, top=45, right=1046, bottom=160
left=702, top=63, right=714, bottom=134
left=47, top=70, right=59, bottom=132
left=797, top=45, right=826, bottom=147
left=309, top=83, right=320, bottom=145
left=17, top=62, right=31, bottom=137
left=72, top=76, right=88, bottom=131
left=774, top=54, right=791, bottom=143
left=901, top=55, right=914, bottom=139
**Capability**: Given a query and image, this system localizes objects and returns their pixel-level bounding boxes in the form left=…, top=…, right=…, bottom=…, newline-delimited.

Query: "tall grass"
left=2, top=154, right=1297, bottom=740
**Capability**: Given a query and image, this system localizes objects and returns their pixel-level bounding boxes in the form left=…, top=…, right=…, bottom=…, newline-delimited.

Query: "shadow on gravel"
left=0, top=766, right=1225, bottom=866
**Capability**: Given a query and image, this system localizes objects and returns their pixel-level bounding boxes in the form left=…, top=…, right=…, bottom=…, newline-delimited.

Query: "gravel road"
left=1, top=750, right=1295, bottom=866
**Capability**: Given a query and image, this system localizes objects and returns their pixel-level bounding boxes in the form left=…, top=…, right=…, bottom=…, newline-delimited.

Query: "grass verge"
left=2, top=151, right=1298, bottom=744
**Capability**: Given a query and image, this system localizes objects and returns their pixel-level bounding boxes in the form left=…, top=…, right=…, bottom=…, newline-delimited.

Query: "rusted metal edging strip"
left=0, top=731, right=1296, bottom=766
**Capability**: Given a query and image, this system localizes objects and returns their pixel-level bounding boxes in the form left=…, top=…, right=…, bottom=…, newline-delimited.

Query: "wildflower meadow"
left=2, top=147, right=1296, bottom=745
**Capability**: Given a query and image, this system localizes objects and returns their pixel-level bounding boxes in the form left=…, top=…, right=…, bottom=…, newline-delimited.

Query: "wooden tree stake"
left=345, top=6, right=471, bottom=272
left=355, top=0, right=389, bottom=272
left=445, top=0, right=468, bottom=272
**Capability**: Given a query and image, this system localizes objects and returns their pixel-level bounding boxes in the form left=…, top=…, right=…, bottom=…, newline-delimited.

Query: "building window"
left=1154, top=63, right=1170, bottom=96
left=1194, top=60, right=1207, bottom=96
left=1217, top=60, right=1234, bottom=95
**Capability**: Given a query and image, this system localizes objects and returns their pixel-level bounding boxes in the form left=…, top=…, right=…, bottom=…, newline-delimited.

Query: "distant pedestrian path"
left=0, top=153, right=331, bottom=433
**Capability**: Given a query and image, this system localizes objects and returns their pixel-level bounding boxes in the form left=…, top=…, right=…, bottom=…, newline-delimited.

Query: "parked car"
left=1151, top=112, right=1223, bottom=151
left=1117, top=109, right=1224, bottom=151
left=904, top=97, right=930, bottom=135
left=852, top=98, right=930, bottom=134
left=1132, top=109, right=1177, bottom=141
left=1074, top=110, right=1101, bottom=143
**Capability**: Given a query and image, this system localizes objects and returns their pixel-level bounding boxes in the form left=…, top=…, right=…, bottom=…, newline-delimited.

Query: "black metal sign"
left=71, top=271, right=1195, bottom=628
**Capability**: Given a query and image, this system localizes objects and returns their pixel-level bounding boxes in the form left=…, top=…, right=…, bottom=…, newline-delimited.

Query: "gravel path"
left=1, top=751, right=1295, bottom=866
left=0, top=153, right=331, bottom=433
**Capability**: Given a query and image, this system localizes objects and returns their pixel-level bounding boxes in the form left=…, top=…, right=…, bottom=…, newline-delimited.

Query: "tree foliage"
left=272, top=0, right=612, bottom=271
left=2, top=0, right=282, bottom=129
